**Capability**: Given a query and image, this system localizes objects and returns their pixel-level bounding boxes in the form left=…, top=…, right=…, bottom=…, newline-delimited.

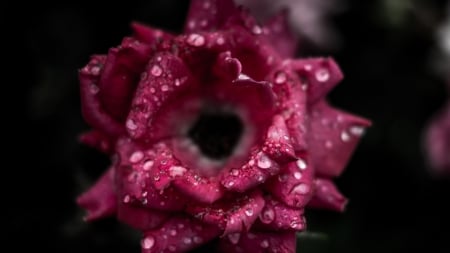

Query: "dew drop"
left=91, top=66, right=101, bottom=75
left=183, top=237, right=192, bottom=244
left=294, top=172, right=302, bottom=180
left=292, top=183, right=310, bottom=194
left=257, top=153, right=272, bottom=169
left=161, top=84, right=169, bottom=92
left=341, top=131, right=350, bottom=142
left=174, top=79, right=181, bottom=86
left=129, top=151, right=144, bottom=163
left=230, top=169, right=239, bottom=176
left=169, top=230, right=177, bottom=236
left=290, top=220, right=302, bottom=229
left=150, top=65, right=162, bottom=77
left=274, top=71, right=287, bottom=84
left=228, top=233, right=241, bottom=244
left=252, top=25, right=262, bottom=35
left=143, top=160, right=154, bottom=170
left=89, top=84, right=99, bottom=94
left=304, top=64, right=312, bottom=71
left=126, top=119, right=138, bottom=130
left=245, top=208, right=254, bottom=217
left=169, top=166, right=187, bottom=177
left=325, top=140, right=333, bottom=148
left=187, top=34, right=205, bottom=47
left=349, top=125, right=365, bottom=136
left=123, top=195, right=130, bottom=203
left=315, top=68, right=330, bottom=82
left=259, top=207, right=275, bottom=224
left=296, top=158, right=307, bottom=170
left=260, top=240, right=269, bottom=248
left=141, top=236, right=155, bottom=249
left=216, top=37, right=225, bottom=45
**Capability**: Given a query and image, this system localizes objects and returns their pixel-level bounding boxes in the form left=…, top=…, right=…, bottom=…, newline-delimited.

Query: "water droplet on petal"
left=126, top=119, right=138, bottom=130
left=150, top=65, right=162, bottom=77
left=228, top=233, right=241, bottom=244
left=169, top=230, right=177, bottom=236
left=349, top=125, right=365, bottom=136
left=315, top=68, right=330, bottom=82
left=296, top=158, right=307, bottom=170
left=292, top=183, right=310, bottom=195
left=341, top=131, right=350, bottom=142
left=274, top=71, right=287, bottom=84
left=183, top=237, right=192, bottom=244
left=143, top=160, right=154, bottom=170
left=187, top=34, right=205, bottom=47
left=230, top=169, right=239, bottom=176
left=123, top=195, right=130, bottom=203
left=129, top=151, right=144, bottom=163
left=89, top=84, right=99, bottom=94
left=259, top=207, right=275, bottom=224
left=245, top=208, right=254, bottom=217
left=294, top=172, right=302, bottom=179
left=257, top=153, right=272, bottom=169
left=260, top=240, right=269, bottom=248
left=161, top=84, right=169, bottom=92
left=141, top=236, right=155, bottom=249
left=290, top=219, right=302, bottom=229
left=252, top=25, right=262, bottom=34
left=169, top=166, right=187, bottom=177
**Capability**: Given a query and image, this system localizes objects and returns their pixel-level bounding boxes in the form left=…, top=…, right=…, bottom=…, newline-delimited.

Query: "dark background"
left=6, top=0, right=450, bottom=252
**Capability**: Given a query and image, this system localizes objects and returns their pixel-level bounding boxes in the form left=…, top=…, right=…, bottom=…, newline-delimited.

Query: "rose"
left=76, top=0, right=371, bottom=252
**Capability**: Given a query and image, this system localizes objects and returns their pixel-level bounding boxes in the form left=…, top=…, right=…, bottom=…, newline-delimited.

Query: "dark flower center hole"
left=188, top=112, right=243, bottom=160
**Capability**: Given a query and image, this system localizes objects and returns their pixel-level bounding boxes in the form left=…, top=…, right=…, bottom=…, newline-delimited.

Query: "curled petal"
left=79, top=130, right=113, bottom=154
left=218, top=231, right=296, bottom=253
left=77, top=168, right=117, bottom=221
left=99, top=37, right=152, bottom=121
left=184, top=0, right=238, bottom=33
left=307, top=178, right=348, bottom=212
left=262, top=9, right=298, bottom=58
left=118, top=203, right=169, bottom=230
left=213, top=51, right=242, bottom=81
left=263, top=115, right=297, bottom=163
left=131, top=22, right=173, bottom=45
left=79, top=55, right=125, bottom=136
left=290, top=58, right=343, bottom=105
left=186, top=190, right=265, bottom=235
left=308, top=101, right=371, bottom=177
left=141, top=216, right=221, bottom=253
left=265, top=158, right=314, bottom=208
left=126, top=52, right=193, bottom=141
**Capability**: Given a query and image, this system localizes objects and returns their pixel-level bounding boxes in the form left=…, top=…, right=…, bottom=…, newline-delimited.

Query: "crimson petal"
left=79, top=130, right=113, bottom=154
left=308, top=101, right=371, bottom=177
left=131, top=22, right=173, bottom=45
left=218, top=231, right=296, bottom=253
left=255, top=196, right=305, bottom=231
left=141, top=216, right=221, bottom=253
left=118, top=203, right=169, bottom=230
left=77, top=168, right=117, bottom=221
left=307, top=178, right=348, bottom=212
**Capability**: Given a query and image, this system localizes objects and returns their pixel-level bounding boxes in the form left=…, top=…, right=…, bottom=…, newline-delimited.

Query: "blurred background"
left=6, top=0, right=450, bottom=252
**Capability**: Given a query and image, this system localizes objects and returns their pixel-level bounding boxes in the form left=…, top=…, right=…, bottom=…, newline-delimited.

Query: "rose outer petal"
left=218, top=231, right=296, bottom=253
left=184, top=0, right=238, bottom=33
left=79, top=130, right=113, bottom=154
left=425, top=101, right=450, bottom=173
left=77, top=168, right=117, bottom=221
left=307, top=178, right=348, bottom=212
left=254, top=196, right=305, bottom=231
left=262, top=9, right=298, bottom=58
left=131, top=22, right=173, bottom=45
left=141, top=216, right=221, bottom=253
left=308, top=101, right=371, bottom=177
left=117, top=203, right=169, bottom=231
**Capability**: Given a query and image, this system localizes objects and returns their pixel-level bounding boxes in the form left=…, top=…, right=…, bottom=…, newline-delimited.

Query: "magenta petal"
left=265, top=158, right=314, bottom=208
left=219, top=231, right=296, bottom=253
left=184, top=0, right=238, bottom=33
left=255, top=196, right=305, bottom=231
left=307, top=178, right=348, bottom=212
left=79, top=130, right=113, bottom=154
left=141, top=216, right=221, bottom=253
left=221, top=151, right=279, bottom=192
left=126, top=52, right=193, bottom=141
left=99, top=37, right=152, bottom=121
left=290, top=58, right=343, bottom=105
left=186, top=190, right=265, bottom=234
left=131, top=22, right=173, bottom=45
left=79, top=55, right=125, bottom=136
left=213, top=51, right=242, bottom=81
left=262, top=9, right=298, bottom=58
left=308, top=101, right=371, bottom=177
left=173, top=174, right=225, bottom=204
left=117, top=203, right=169, bottom=230
left=424, top=101, right=450, bottom=173
left=77, top=168, right=117, bottom=221
left=263, top=115, right=297, bottom=163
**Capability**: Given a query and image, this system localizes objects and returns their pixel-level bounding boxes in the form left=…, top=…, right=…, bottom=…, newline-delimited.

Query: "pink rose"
left=77, top=0, right=370, bottom=252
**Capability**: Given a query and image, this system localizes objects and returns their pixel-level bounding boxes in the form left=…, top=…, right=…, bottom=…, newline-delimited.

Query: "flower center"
left=188, top=111, right=243, bottom=160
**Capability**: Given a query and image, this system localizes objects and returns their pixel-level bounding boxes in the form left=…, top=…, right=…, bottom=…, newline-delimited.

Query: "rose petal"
left=213, top=51, right=242, bottom=81
left=265, top=158, right=313, bottom=208
left=308, top=101, right=371, bottom=177
left=99, top=37, right=152, bottom=121
left=186, top=190, right=265, bottom=235
left=131, top=22, right=173, bottom=45
left=77, top=168, right=117, bottom=221
left=254, top=196, right=305, bottom=231
left=79, top=55, right=125, bottom=136
left=126, top=52, right=193, bottom=141
left=79, top=130, right=113, bottom=154
left=424, top=101, right=450, bottom=173
left=141, top=216, right=221, bottom=253
left=290, top=57, right=343, bottom=105
left=262, top=9, right=298, bottom=58
left=117, top=203, right=169, bottom=230
left=184, top=0, right=238, bottom=33
left=307, top=178, right=348, bottom=212
left=173, top=173, right=225, bottom=204
left=218, top=230, right=296, bottom=253
left=263, top=115, right=297, bottom=163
